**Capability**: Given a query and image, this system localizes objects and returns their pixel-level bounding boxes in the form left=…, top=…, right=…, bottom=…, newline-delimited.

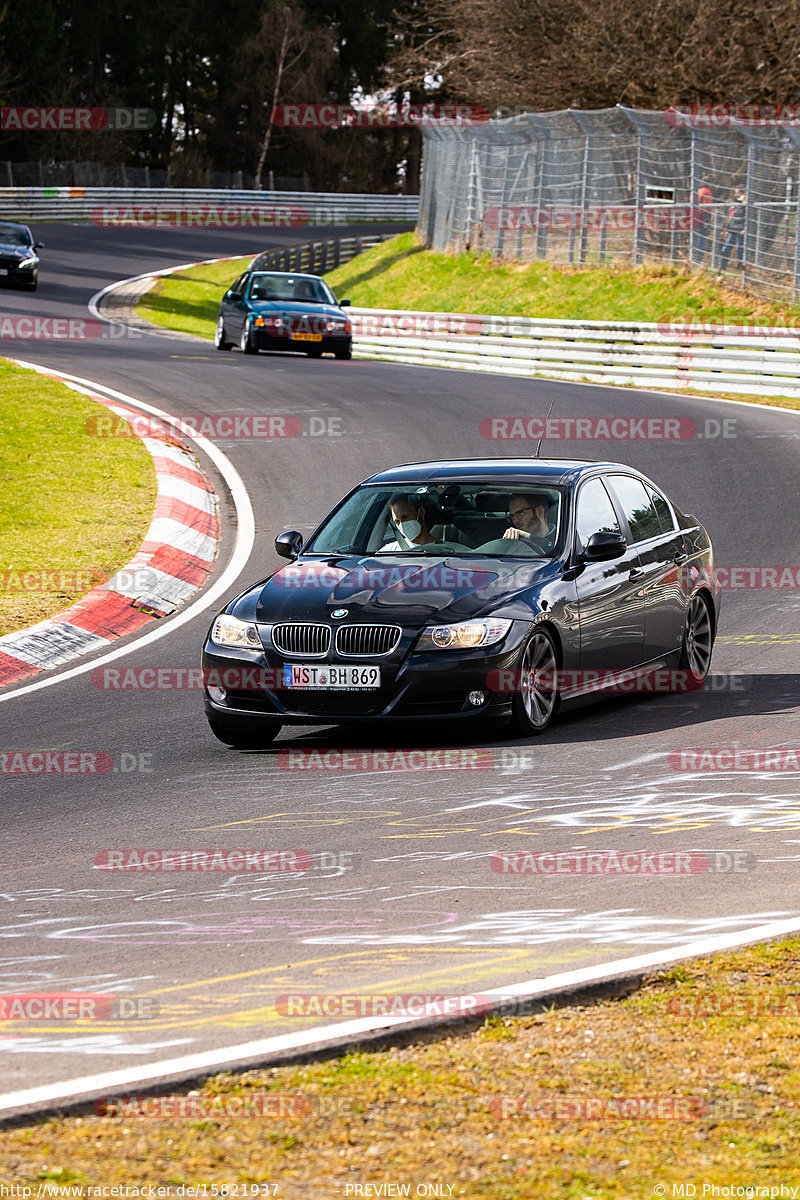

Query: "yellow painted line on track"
left=717, top=634, right=800, bottom=644
left=2, top=948, right=612, bottom=1034
left=194, top=809, right=400, bottom=831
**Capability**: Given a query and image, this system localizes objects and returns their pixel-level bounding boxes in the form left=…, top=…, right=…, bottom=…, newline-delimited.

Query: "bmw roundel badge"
left=331, top=608, right=348, bottom=619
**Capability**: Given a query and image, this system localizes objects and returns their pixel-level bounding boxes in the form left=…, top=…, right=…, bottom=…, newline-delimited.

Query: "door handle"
left=629, top=567, right=644, bottom=579
left=673, top=551, right=688, bottom=564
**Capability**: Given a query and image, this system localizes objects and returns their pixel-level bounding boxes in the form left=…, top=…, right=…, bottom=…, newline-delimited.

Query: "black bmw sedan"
left=202, top=459, right=720, bottom=747
left=214, top=270, right=352, bottom=358
left=0, top=221, right=44, bottom=290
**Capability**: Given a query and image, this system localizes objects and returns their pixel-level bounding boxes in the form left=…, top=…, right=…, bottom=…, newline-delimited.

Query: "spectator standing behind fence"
left=693, top=184, right=713, bottom=262
left=719, top=188, right=746, bottom=272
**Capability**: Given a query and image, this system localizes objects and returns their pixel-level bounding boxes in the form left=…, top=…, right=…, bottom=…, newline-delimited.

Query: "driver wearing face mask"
left=380, top=496, right=437, bottom=551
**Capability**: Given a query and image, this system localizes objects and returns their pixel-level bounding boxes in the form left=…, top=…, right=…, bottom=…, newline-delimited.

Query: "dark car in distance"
left=215, top=270, right=352, bottom=359
left=0, top=221, right=43, bottom=290
left=202, top=459, right=720, bottom=747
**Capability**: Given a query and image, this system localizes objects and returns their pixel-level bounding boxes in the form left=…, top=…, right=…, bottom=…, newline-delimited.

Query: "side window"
left=608, top=475, right=661, bottom=543
left=575, top=477, right=621, bottom=552
left=229, top=274, right=246, bottom=295
left=647, top=486, right=676, bottom=533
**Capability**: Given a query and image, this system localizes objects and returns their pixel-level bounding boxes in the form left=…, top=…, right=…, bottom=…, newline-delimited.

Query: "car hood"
left=247, top=300, right=344, bottom=318
left=245, top=554, right=560, bottom=626
left=0, top=244, right=34, bottom=257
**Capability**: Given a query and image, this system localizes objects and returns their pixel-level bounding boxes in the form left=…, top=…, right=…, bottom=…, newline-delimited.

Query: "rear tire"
left=215, top=316, right=232, bottom=350
left=207, top=716, right=281, bottom=749
left=508, top=627, right=561, bottom=736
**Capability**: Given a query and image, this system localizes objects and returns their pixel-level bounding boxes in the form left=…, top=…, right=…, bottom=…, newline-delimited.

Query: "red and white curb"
left=0, top=361, right=220, bottom=687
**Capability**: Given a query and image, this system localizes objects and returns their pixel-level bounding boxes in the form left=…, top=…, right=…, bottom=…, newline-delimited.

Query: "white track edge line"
left=0, top=362, right=255, bottom=704
left=3, top=913, right=800, bottom=1116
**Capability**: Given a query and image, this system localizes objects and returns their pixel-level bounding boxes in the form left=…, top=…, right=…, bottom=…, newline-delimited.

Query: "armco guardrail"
left=250, top=232, right=398, bottom=274
left=349, top=309, right=800, bottom=397
left=0, top=187, right=419, bottom=224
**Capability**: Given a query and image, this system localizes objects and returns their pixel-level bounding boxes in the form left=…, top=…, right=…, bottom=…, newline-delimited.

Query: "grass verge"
left=2, top=935, right=799, bottom=1194
left=324, top=231, right=800, bottom=324
left=141, top=257, right=254, bottom=338
left=0, top=359, right=157, bottom=636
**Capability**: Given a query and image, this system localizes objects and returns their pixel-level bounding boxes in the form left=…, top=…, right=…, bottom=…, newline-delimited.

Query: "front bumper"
left=201, top=623, right=530, bottom=725
left=250, top=331, right=351, bottom=354
left=0, top=257, right=37, bottom=284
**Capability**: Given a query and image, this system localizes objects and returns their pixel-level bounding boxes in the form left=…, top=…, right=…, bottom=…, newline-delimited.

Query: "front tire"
left=240, top=324, right=258, bottom=354
left=207, top=715, right=281, bottom=749
left=677, top=593, right=714, bottom=684
left=335, top=344, right=352, bottom=360
left=508, top=627, right=561, bottom=736
left=215, top=316, right=232, bottom=350
left=305, top=346, right=323, bottom=358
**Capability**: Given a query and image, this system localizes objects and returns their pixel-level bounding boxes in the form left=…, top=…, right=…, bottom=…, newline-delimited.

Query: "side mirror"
left=339, top=299, right=351, bottom=307
left=583, top=531, right=627, bottom=561
left=227, top=290, right=242, bottom=300
left=275, top=530, right=304, bottom=560
left=34, top=241, right=44, bottom=250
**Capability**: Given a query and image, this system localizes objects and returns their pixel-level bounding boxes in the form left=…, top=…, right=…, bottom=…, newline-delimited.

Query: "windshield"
left=246, top=273, right=335, bottom=304
left=304, top=483, right=565, bottom=558
left=0, top=225, right=32, bottom=248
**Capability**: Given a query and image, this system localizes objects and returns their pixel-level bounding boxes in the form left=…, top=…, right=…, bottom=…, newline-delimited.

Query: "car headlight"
left=17, top=256, right=38, bottom=269
left=416, top=618, right=513, bottom=651
left=325, top=318, right=351, bottom=332
left=210, top=614, right=262, bottom=649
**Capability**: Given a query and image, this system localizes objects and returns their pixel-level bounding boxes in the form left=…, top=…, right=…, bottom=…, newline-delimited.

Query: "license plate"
left=291, top=332, right=322, bottom=342
left=282, top=663, right=381, bottom=690
left=0, top=269, right=7, bottom=276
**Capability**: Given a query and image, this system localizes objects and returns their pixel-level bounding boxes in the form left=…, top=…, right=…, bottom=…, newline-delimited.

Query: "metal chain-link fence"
left=419, top=107, right=800, bottom=300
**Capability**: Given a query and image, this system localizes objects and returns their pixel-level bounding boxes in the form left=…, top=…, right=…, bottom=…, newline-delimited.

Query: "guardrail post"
left=793, top=190, right=800, bottom=299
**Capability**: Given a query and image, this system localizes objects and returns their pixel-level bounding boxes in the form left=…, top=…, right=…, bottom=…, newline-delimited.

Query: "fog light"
left=468, top=690, right=486, bottom=706
left=208, top=685, right=226, bottom=704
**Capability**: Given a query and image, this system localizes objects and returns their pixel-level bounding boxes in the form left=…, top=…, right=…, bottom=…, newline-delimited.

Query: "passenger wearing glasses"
left=503, top=493, right=555, bottom=549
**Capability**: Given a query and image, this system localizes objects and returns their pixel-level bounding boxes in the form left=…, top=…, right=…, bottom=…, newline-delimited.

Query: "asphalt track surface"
left=0, top=222, right=799, bottom=1113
